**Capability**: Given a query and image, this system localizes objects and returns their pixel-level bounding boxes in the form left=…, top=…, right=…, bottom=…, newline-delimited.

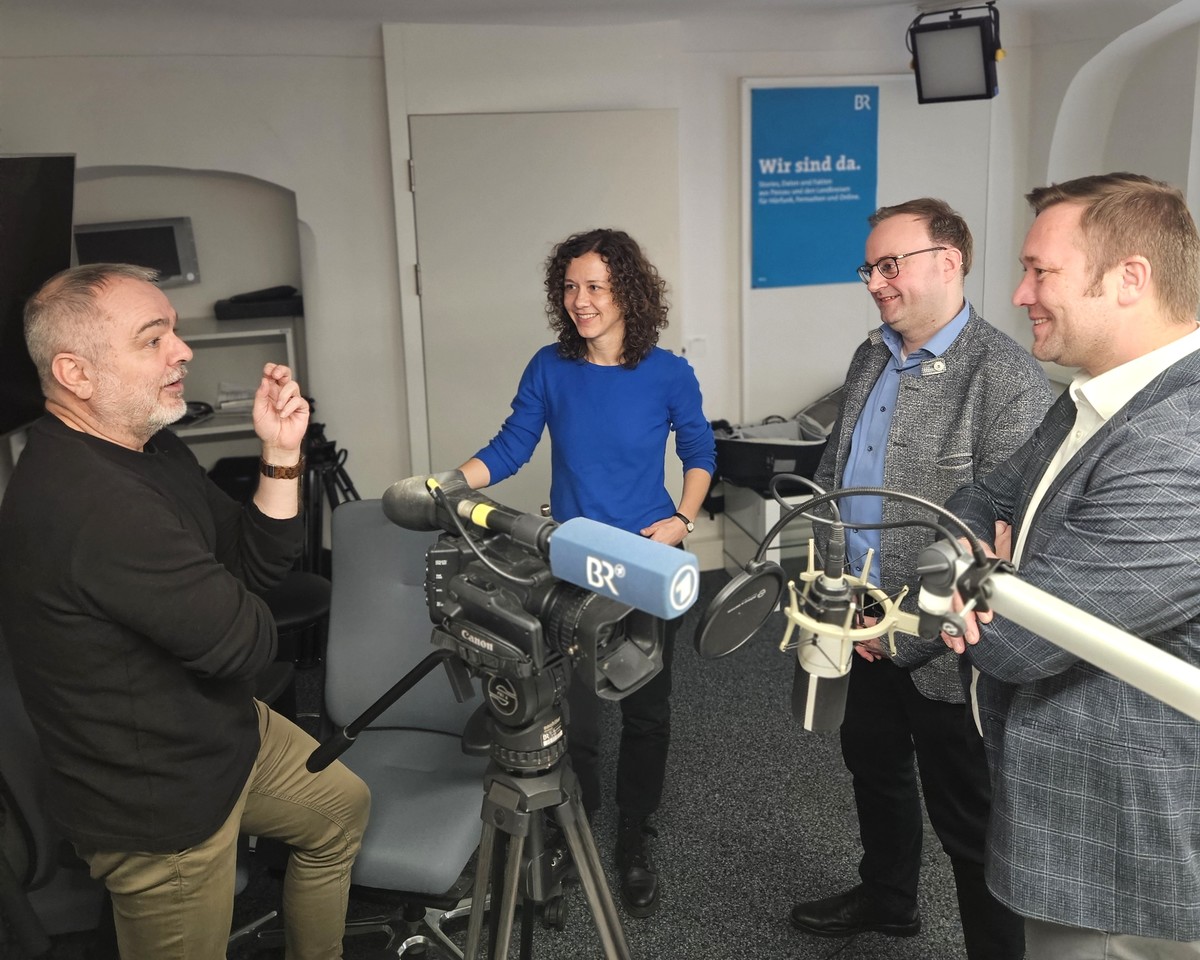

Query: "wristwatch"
left=673, top=511, right=695, bottom=533
left=259, top=456, right=305, bottom=480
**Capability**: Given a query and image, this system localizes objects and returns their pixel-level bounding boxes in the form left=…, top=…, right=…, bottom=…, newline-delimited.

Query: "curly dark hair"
left=543, top=228, right=669, bottom=369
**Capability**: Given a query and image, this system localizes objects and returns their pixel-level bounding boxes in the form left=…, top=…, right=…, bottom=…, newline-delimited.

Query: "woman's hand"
left=641, top=515, right=688, bottom=546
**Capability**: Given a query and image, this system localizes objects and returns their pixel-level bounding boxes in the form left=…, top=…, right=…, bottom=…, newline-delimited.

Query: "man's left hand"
left=854, top=634, right=888, bottom=662
left=253, top=363, right=309, bottom=459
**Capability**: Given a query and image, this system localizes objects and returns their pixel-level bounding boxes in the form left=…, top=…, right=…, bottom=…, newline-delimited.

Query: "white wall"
left=0, top=10, right=406, bottom=500
left=385, top=5, right=1195, bottom=460
left=73, top=168, right=301, bottom=323
left=384, top=10, right=925, bottom=458
left=2, top=1, right=1197, bottom=504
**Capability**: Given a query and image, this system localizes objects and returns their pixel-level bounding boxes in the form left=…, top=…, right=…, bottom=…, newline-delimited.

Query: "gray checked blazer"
left=813, top=306, right=1053, bottom=702
left=947, top=345, right=1200, bottom=939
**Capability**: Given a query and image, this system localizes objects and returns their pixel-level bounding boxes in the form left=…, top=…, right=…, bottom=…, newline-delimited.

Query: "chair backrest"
left=324, top=499, right=478, bottom=734
left=0, top=630, right=59, bottom=892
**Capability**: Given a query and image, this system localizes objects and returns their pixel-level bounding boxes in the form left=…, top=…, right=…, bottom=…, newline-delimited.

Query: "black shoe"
left=790, top=885, right=920, bottom=938
left=615, top=815, right=660, bottom=918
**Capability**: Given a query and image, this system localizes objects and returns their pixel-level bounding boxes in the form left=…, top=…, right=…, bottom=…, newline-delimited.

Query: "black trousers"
left=565, top=617, right=677, bottom=821
left=840, top=655, right=1024, bottom=960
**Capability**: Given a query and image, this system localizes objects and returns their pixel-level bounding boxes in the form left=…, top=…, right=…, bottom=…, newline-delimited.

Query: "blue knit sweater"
left=475, top=345, right=715, bottom=534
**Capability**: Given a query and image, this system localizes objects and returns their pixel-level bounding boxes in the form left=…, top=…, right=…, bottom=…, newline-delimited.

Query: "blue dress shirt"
left=840, top=301, right=971, bottom=582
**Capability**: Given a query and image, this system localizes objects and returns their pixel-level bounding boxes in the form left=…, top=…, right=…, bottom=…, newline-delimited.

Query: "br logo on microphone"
left=585, top=556, right=624, bottom=595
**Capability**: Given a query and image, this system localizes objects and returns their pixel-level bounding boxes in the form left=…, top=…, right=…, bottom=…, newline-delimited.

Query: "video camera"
left=424, top=524, right=663, bottom=714
left=385, top=472, right=701, bottom=715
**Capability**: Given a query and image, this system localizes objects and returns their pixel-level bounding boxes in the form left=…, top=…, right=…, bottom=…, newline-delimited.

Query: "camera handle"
left=305, top=649, right=475, bottom=773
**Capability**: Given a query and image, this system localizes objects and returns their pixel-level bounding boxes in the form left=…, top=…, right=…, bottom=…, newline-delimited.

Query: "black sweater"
left=0, top=416, right=303, bottom=852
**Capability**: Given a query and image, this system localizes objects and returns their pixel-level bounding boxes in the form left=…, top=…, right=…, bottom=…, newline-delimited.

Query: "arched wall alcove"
left=74, top=165, right=303, bottom=322
left=1046, top=0, right=1200, bottom=192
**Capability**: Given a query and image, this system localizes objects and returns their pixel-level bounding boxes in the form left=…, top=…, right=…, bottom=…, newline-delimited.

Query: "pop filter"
left=693, top=559, right=788, bottom=659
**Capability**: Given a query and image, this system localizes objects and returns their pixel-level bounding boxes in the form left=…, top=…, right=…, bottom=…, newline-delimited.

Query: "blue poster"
left=751, top=86, right=878, bottom=288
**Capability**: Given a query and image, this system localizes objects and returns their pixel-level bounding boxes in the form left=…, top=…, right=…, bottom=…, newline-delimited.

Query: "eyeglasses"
left=856, top=246, right=946, bottom=284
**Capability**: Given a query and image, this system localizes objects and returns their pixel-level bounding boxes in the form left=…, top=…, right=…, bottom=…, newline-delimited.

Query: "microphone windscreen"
left=693, top=560, right=787, bottom=659
left=548, top=517, right=700, bottom=620
left=381, top=470, right=472, bottom=531
left=382, top=475, right=441, bottom=530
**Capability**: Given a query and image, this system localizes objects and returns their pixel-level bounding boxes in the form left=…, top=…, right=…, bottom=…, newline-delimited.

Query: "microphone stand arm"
left=943, top=547, right=1200, bottom=724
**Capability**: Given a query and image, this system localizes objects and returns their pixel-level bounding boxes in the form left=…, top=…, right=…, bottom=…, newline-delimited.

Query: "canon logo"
left=459, top=627, right=494, bottom=652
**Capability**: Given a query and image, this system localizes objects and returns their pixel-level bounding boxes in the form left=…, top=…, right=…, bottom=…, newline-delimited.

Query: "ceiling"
left=4, top=0, right=1173, bottom=26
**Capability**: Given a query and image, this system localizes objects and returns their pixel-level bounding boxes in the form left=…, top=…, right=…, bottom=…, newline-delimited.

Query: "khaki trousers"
left=80, top=700, right=370, bottom=960
left=1027, top=919, right=1200, bottom=960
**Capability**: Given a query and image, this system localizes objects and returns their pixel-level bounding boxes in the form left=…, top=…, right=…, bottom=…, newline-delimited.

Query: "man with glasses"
left=789, top=198, right=1051, bottom=959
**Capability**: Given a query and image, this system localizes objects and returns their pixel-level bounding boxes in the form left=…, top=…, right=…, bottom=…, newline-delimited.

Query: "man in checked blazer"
left=945, top=172, right=1200, bottom=958
left=790, top=198, right=1051, bottom=958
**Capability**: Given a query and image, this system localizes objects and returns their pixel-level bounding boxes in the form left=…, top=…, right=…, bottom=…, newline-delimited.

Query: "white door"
left=409, top=109, right=680, bottom=515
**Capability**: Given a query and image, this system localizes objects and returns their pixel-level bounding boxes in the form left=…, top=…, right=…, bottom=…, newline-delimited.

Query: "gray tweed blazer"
left=813, top=306, right=1053, bottom=702
left=947, top=345, right=1200, bottom=939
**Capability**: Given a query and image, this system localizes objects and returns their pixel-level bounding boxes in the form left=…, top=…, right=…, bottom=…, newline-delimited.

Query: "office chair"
left=315, top=499, right=488, bottom=958
left=0, top=631, right=109, bottom=959
left=208, top=455, right=334, bottom=673
left=0, top=628, right=292, bottom=960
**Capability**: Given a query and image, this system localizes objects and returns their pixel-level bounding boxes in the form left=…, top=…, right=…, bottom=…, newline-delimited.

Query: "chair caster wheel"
left=540, top=895, right=567, bottom=930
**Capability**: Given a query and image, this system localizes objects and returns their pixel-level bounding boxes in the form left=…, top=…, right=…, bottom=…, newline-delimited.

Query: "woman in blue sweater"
left=459, top=228, right=715, bottom=919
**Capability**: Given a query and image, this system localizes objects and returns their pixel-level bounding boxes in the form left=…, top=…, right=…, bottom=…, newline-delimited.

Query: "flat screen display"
left=74, top=216, right=200, bottom=288
left=0, top=154, right=76, bottom=438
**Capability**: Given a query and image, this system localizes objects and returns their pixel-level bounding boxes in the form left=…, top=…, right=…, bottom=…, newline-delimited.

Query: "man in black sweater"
left=0, top=263, right=369, bottom=960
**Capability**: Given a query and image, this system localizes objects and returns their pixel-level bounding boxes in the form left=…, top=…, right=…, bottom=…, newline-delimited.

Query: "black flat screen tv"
left=0, top=154, right=76, bottom=438
left=74, top=216, right=200, bottom=288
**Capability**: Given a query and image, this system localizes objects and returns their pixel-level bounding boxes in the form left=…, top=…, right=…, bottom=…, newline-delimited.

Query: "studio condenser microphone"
left=382, top=473, right=700, bottom=620
left=789, top=522, right=857, bottom=732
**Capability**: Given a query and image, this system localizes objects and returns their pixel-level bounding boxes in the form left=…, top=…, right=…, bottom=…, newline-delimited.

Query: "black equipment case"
left=711, top=386, right=843, bottom=496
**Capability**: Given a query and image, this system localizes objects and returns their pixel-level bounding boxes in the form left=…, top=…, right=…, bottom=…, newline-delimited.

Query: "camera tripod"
left=461, top=675, right=632, bottom=960
left=300, top=411, right=360, bottom=574
left=306, top=648, right=634, bottom=960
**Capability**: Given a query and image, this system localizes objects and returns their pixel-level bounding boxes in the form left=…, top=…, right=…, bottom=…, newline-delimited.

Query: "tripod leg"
left=555, top=796, right=632, bottom=960
left=462, top=820, right=497, bottom=959
left=489, top=832, right=526, bottom=960
left=519, top=896, right=534, bottom=960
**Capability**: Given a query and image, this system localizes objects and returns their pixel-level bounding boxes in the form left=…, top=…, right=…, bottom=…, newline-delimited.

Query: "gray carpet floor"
left=46, top=570, right=969, bottom=960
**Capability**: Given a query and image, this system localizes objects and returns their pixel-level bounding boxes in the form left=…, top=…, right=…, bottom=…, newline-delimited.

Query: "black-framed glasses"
left=856, top=246, right=946, bottom=284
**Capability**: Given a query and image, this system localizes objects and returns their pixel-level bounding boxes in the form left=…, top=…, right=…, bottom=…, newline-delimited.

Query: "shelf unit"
left=171, top=315, right=306, bottom=468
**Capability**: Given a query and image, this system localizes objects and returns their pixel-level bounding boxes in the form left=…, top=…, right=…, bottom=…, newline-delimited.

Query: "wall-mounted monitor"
left=74, top=216, right=200, bottom=288
left=0, top=154, right=76, bottom=438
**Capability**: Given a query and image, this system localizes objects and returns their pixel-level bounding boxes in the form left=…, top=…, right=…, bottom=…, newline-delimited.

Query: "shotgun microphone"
left=382, top=474, right=700, bottom=619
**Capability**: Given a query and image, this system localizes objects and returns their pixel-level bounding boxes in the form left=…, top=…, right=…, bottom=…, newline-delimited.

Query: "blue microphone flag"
left=548, top=517, right=701, bottom=620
